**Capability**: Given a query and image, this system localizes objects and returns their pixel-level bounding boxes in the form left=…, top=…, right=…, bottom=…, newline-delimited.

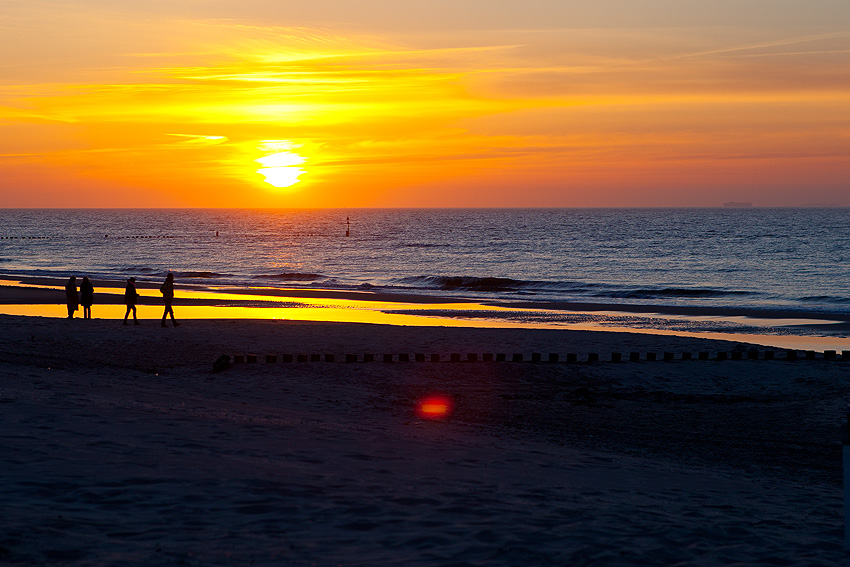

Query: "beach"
left=2, top=294, right=848, bottom=565
left=4, top=0, right=850, bottom=559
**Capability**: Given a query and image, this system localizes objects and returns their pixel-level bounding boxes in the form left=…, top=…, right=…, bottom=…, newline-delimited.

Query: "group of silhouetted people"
left=65, top=276, right=93, bottom=319
left=64, top=274, right=180, bottom=327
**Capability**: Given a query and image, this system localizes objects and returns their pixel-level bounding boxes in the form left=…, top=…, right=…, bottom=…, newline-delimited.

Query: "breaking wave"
left=173, top=271, right=230, bottom=279
left=254, top=273, right=325, bottom=282
left=799, top=295, right=850, bottom=304
left=392, top=275, right=752, bottom=301
left=121, top=266, right=159, bottom=274
left=595, top=288, right=755, bottom=300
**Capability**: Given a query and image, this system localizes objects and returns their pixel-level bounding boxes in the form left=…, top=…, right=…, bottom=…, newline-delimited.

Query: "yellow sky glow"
left=1, top=1, right=849, bottom=207
left=255, top=141, right=307, bottom=189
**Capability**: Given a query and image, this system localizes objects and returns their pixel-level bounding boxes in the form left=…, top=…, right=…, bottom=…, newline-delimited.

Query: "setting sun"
left=255, top=141, right=307, bottom=189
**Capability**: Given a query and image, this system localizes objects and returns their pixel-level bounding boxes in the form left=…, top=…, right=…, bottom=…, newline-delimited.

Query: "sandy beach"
left=1, top=303, right=848, bottom=565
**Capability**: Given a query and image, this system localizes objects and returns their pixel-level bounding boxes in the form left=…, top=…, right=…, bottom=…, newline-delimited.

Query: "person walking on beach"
left=159, top=272, right=180, bottom=328
left=80, top=276, right=94, bottom=319
left=65, top=276, right=79, bottom=319
left=123, top=277, right=140, bottom=325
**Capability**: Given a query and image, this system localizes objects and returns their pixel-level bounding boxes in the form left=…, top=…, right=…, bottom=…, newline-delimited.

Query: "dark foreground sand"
left=1, top=315, right=848, bottom=566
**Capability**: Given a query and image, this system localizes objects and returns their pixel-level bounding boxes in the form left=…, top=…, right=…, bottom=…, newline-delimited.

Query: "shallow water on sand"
left=2, top=279, right=849, bottom=351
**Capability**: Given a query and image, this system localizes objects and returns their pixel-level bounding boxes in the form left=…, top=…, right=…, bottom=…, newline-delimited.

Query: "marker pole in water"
left=844, top=403, right=850, bottom=564
left=346, top=217, right=350, bottom=237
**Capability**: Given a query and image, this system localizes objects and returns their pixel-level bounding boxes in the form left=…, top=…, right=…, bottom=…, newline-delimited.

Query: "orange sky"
left=1, top=1, right=849, bottom=207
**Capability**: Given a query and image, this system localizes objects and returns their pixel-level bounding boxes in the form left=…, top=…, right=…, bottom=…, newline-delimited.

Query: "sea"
left=1, top=208, right=849, bottom=339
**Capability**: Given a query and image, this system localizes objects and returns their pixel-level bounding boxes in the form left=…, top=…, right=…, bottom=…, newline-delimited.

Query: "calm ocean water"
left=1, top=208, right=849, bottom=317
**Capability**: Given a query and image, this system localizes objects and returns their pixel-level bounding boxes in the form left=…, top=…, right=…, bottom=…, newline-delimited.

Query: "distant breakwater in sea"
left=1, top=207, right=849, bottom=316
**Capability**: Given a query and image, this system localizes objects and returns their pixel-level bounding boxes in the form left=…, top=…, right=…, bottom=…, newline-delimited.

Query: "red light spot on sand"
left=417, top=395, right=453, bottom=419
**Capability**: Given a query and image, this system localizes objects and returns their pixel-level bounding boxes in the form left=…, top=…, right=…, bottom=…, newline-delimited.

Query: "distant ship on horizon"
left=723, top=201, right=752, bottom=208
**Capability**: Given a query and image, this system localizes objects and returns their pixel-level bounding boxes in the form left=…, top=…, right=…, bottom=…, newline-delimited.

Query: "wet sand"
left=5, top=276, right=850, bottom=323
left=1, top=313, right=847, bottom=565
left=4, top=276, right=850, bottom=354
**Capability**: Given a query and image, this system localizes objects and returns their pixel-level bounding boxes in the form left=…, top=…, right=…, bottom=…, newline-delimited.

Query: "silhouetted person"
left=65, top=276, right=79, bottom=319
left=123, top=277, right=139, bottom=325
left=160, top=273, right=180, bottom=327
left=80, top=277, right=94, bottom=319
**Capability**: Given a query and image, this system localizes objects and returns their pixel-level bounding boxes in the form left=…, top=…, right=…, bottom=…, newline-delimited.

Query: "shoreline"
left=2, top=275, right=850, bottom=352
left=6, top=274, right=850, bottom=322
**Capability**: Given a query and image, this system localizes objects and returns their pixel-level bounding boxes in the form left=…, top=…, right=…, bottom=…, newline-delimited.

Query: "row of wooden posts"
left=226, top=349, right=850, bottom=365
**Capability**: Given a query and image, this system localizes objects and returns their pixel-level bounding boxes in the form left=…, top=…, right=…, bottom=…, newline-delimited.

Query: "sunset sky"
left=2, top=0, right=849, bottom=207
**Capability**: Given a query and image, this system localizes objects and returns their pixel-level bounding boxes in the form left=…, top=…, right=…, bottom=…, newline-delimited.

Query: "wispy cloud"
left=166, top=134, right=229, bottom=145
